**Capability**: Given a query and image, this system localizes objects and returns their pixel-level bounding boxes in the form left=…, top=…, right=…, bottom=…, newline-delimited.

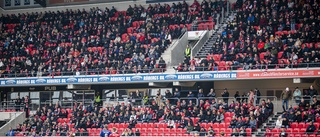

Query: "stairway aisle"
left=254, top=112, right=283, bottom=137
left=195, top=11, right=237, bottom=58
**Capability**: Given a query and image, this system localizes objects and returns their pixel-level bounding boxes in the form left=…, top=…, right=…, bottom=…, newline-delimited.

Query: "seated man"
left=306, top=121, right=316, bottom=135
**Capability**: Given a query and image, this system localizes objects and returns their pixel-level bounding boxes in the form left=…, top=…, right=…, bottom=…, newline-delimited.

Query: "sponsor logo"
left=165, top=75, right=177, bottom=80
left=36, top=79, right=46, bottom=84
left=67, top=78, right=77, bottom=83
left=99, top=77, right=110, bottom=82
left=200, top=73, right=213, bottom=79
left=131, top=76, right=143, bottom=81
left=6, top=80, right=16, bottom=85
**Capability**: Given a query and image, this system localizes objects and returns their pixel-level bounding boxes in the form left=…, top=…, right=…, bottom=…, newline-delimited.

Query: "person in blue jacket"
left=100, top=125, right=111, bottom=137
left=6, top=127, right=14, bottom=136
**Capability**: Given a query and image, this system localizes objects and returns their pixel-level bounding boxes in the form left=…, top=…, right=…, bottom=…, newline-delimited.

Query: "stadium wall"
left=0, top=112, right=25, bottom=136
left=170, top=31, right=189, bottom=66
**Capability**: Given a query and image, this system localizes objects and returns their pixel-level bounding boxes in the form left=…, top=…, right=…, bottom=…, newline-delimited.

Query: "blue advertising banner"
left=0, top=72, right=237, bottom=86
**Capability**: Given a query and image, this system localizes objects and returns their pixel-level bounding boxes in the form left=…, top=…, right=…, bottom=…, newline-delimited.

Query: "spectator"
left=239, top=127, right=247, bottom=136
left=265, top=127, right=272, bottom=137
left=275, top=116, right=283, bottom=129
left=221, top=88, right=229, bottom=105
left=197, top=89, right=204, bottom=98
left=173, top=88, right=180, bottom=98
left=309, top=85, right=318, bottom=97
left=215, top=111, right=224, bottom=123
left=281, top=87, right=291, bottom=111
left=231, top=128, right=239, bottom=137
left=249, top=116, right=256, bottom=129
left=281, top=117, right=289, bottom=128
left=6, top=127, right=15, bottom=136
left=234, top=91, right=240, bottom=102
left=15, top=96, right=22, bottom=111
left=207, top=88, right=216, bottom=98
left=293, top=87, right=302, bottom=104
left=306, top=122, right=316, bottom=135
left=100, top=125, right=111, bottom=137
left=254, top=88, right=261, bottom=104
left=279, top=128, right=288, bottom=137
left=134, top=129, right=140, bottom=136
left=186, top=122, right=194, bottom=133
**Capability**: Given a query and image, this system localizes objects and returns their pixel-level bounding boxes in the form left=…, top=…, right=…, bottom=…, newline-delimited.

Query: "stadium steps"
left=195, top=12, right=237, bottom=58
left=254, top=112, right=283, bottom=136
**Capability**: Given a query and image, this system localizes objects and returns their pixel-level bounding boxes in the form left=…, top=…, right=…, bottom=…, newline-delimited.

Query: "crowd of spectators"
left=0, top=0, right=224, bottom=78
left=266, top=85, right=320, bottom=136
left=7, top=87, right=272, bottom=136
left=179, top=0, right=320, bottom=72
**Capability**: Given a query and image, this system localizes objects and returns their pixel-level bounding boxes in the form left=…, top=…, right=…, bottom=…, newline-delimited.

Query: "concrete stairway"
left=195, top=11, right=237, bottom=58
left=254, top=112, right=283, bottom=137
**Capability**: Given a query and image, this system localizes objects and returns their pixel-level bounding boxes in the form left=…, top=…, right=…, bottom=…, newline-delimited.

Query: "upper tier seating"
left=179, top=0, right=320, bottom=72
left=0, top=0, right=220, bottom=78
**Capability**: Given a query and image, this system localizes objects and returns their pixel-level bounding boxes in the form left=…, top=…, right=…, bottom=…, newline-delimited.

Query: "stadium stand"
left=180, top=0, right=320, bottom=72
left=0, top=0, right=221, bottom=78
left=255, top=86, right=320, bottom=137
left=1, top=0, right=320, bottom=136
left=8, top=87, right=272, bottom=137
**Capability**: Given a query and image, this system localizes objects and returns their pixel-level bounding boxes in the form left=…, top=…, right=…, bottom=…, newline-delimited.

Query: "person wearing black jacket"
left=279, top=128, right=288, bottom=137
left=306, top=122, right=316, bottom=134
left=229, top=117, right=237, bottom=128
left=221, top=88, right=230, bottom=105
left=255, top=88, right=261, bottom=104
left=15, top=96, right=22, bottom=111
left=309, top=85, right=318, bottom=97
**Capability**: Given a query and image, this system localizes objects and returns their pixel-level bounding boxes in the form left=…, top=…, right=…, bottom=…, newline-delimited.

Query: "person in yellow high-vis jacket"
left=185, top=45, right=191, bottom=58
left=95, top=93, right=101, bottom=107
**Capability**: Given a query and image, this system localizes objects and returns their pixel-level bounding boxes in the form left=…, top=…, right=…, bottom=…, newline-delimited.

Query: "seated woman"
left=186, top=122, right=194, bottom=133
left=215, top=111, right=224, bottom=123
left=249, top=116, right=257, bottom=129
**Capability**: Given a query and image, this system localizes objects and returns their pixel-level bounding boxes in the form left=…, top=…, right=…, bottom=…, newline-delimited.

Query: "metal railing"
left=0, top=62, right=319, bottom=79
left=291, top=96, right=313, bottom=106
left=0, top=101, right=25, bottom=112
left=176, top=62, right=320, bottom=72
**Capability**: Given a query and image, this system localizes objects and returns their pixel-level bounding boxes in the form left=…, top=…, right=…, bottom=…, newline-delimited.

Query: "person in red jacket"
left=265, top=127, right=272, bottom=137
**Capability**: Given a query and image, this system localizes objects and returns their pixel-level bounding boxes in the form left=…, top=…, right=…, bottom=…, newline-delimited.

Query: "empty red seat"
left=298, top=123, right=306, bottom=128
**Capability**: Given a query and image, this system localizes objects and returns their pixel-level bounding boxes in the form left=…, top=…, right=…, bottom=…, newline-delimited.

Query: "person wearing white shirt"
left=275, top=116, right=283, bottom=129
left=167, top=119, right=175, bottom=128
left=75, top=70, right=80, bottom=76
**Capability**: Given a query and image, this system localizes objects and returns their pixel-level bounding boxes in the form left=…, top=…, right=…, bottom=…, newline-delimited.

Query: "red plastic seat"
left=299, top=128, right=306, bottom=134
left=246, top=128, right=252, bottom=136
left=298, top=123, right=306, bottom=128
left=135, top=123, right=142, bottom=128
left=226, top=128, right=232, bottom=134
left=147, top=128, right=153, bottom=132
left=219, top=123, right=226, bottom=128
left=286, top=128, right=293, bottom=133
left=141, top=123, right=148, bottom=128
left=291, top=122, right=298, bottom=128
left=158, top=123, right=166, bottom=129
left=212, top=123, right=219, bottom=128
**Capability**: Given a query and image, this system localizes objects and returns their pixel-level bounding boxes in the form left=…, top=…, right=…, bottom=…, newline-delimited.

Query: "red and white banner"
left=237, top=69, right=320, bottom=79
